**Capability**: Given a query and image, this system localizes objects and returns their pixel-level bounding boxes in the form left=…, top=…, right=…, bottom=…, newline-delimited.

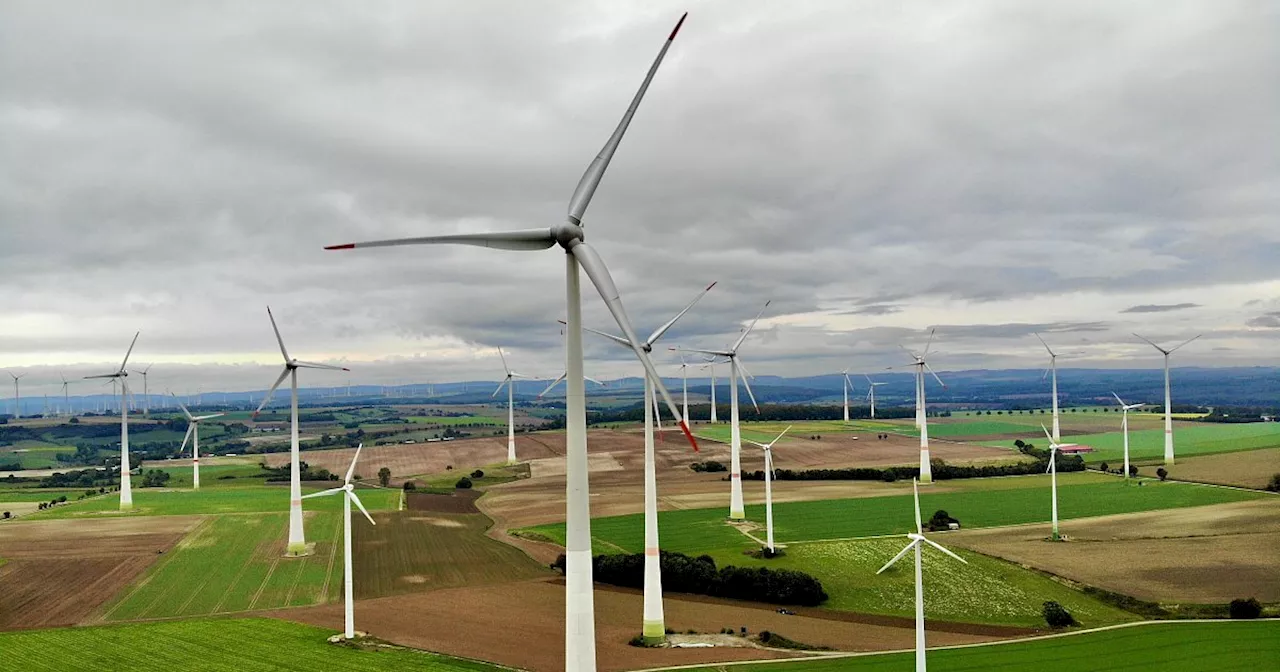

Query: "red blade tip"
left=325, top=243, right=355, bottom=250
left=679, top=420, right=699, bottom=452
left=669, top=12, right=688, bottom=41
left=705, top=281, right=717, bottom=291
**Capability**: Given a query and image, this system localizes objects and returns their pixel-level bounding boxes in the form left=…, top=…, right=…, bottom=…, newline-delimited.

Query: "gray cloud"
left=1121, top=303, right=1202, bottom=313
left=1247, top=312, right=1280, bottom=329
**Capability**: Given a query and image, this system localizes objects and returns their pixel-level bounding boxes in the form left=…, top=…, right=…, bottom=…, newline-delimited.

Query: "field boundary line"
left=97, top=515, right=215, bottom=622
left=317, top=511, right=343, bottom=603
left=211, top=517, right=269, bottom=613
left=632, top=618, right=1280, bottom=672
left=247, top=548, right=283, bottom=610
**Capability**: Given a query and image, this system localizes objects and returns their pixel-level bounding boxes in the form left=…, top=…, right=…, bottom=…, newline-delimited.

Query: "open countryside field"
left=678, top=620, right=1280, bottom=672
left=1138, top=447, right=1280, bottom=489
left=519, top=474, right=1265, bottom=553
left=704, top=537, right=1134, bottom=627
left=21, top=485, right=399, bottom=519
left=973, top=421, right=1280, bottom=464
left=0, top=617, right=501, bottom=672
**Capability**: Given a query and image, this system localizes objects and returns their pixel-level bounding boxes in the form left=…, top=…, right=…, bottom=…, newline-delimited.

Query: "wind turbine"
left=6, top=371, right=24, bottom=418
left=1112, top=393, right=1145, bottom=479
left=675, top=356, right=692, bottom=422
left=133, top=364, right=153, bottom=415
left=675, top=300, right=770, bottom=520
left=702, top=359, right=718, bottom=423
left=493, top=347, right=528, bottom=465
left=84, top=333, right=140, bottom=510
left=1134, top=333, right=1200, bottom=465
left=840, top=369, right=855, bottom=422
left=745, top=425, right=792, bottom=554
left=254, top=307, right=349, bottom=556
left=59, top=374, right=73, bottom=417
left=864, top=374, right=886, bottom=419
left=175, top=394, right=224, bottom=489
left=1041, top=424, right=1077, bottom=541
left=876, top=479, right=968, bottom=672
left=324, top=15, right=697, bottom=670
left=581, top=281, right=714, bottom=644
left=1034, top=333, right=1062, bottom=442
left=900, top=330, right=945, bottom=484
left=301, top=443, right=376, bottom=640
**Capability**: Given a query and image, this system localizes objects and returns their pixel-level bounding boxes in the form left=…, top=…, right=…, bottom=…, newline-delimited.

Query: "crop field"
left=1138, top=447, right=1280, bottom=489
left=23, top=485, right=399, bottom=519
left=518, top=474, right=1264, bottom=553
left=0, top=442, right=67, bottom=468
left=101, top=511, right=346, bottom=620
left=1051, top=422, right=1280, bottom=464
left=0, top=617, right=501, bottom=672
left=407, top=415, right=502, bottom=426
left=352, top=511, right=548, bottom=598
left=703, top=537, right=1134, bottom=627
left=150, top=463, right=274, bottom=488
left=678, top=620, right=1280, bottom=672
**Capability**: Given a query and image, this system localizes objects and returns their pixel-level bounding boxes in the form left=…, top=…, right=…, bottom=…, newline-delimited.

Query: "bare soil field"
left=1139, top=448, right=1280, bottom=489
left=948, top=499, right=1280, bottom=603
left=0, top=516, right=202, bottom=629
left=262, top=434, right=563, bottom=482
left=405, top=489, right=481, bottom=514
left=762, top=432, right=1019, bottom=469
left=270, top=577, right=1002, bottom=672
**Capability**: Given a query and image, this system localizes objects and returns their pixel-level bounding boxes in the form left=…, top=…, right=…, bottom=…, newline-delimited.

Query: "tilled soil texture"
left=947, top=498, right=1280, bottom=602
left=405, top=489, right=481, bottom=514
left=0, top=516, right=203, bottom=629
left=269, top=578, right=1003, bottom=672
left=262, top=434, right=563, bottom=482
left=1139, top=448, right=1280, bottom=489
left=353, top=511, right=549, bottom=599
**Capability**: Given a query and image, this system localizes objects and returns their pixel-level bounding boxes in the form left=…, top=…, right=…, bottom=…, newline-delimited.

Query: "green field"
left=0, top=488, right=99, bottom=502
left=520, top=473, right=1264, bottom=553
left=693, top=419, right=883, bottom=445
left=1065, top=423, right=1280, bottom=464
left=705, top=537, right=1133, bottom=627
left=151, top=463, right=273, bottom=488
left=22, top=485, right=400, bottom=519
left=679, top=620, right=1280, bottom=672
left=408, top=415, right=501, bottom=426
left=0, top=617, right=500, bottom=672
left=0, top=442, right=68, bottom=469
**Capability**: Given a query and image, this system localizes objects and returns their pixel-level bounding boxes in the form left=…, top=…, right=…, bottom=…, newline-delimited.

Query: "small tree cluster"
left=1043, top=601, right=1076, bottom=628
left=690, top=461, right=728, bottom=473
left=455, top=476, right=473, bottom=489
left=926, top=509, right=959, bottom=532
left=1229, top=598, right=1262, bottom=619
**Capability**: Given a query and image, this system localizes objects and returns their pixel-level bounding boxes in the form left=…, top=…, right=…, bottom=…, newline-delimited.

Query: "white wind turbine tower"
left=876, top=479, right=968, bottom=672
left=900, top=330, right=945, bottom=484
left=675, top=300, right=770, bottom=521
left=864, top=374, right=886, bottom=419
left=1134, top=333, right=1200, bottom=465
left=7, top=371, right=24, bottom=418
left=85, top=333, right=140, bottom=510
left=493, top=347, right=528, bottom=465
left=254, top=307, right=350, bottom=556
left=701, top=358, right=720, bottom=423
left=840, top=369, right=855, bottom=422
left=745, top=425, right=792, bottom=554
left=1040, top=424, right=1076, bottom=541
left=131, top=364, right=153, bottom=415
left=302, top=443, right=376, bottom=640
left=325, top=15, right=697, bottom=670
left=175, top=395, right=224, bottom=489
left=675, top=356, right=692, bottom=422
left=581, top=281, right=714, bottom=644
left=1112, top=393, right=1145, bottom=479
left=1034, top=333, right=1062, bottom=442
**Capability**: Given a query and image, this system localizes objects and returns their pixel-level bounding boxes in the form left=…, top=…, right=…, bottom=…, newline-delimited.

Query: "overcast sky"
left=2, top=0, right=1277, bottom=396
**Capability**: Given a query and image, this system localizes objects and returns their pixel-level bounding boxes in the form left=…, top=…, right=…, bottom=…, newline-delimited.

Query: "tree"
left=471, top=469, right=485, bottom=479
left=927, top=509, right=959, bottom=532
left=1267, top=474, right=1280, bottom=493
left=1043, top=601, right=1076, bottom=628
left=1156, top=467, right=1168, bottom=481
left=378, top=467, right=391, bottom=487
left=455, top=476, right=473, bottom=489
left=1099, top=462, right=1109, bottom=473
left=1129, top=464, right=1139, bottom=478
left=1229, top=598, right=1262, bottom=619
left=402, top=480, right=417, bottom=491
left=3, top=511, right=9, bottom=519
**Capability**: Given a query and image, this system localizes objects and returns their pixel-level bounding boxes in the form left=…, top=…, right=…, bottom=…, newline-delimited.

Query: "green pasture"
left=22, top=485, right=399, bottom=519
left=974, top=422, right=1280, bottom=464
left=693, top=419, right=886, bottom=445
left=704, top=537, right=1134, bottom=627
left=680, top=620, right=1280, bottom=672
left=151, top=463, right=273, bottom=488
left=519, top=473, right=1263, bottom=554
left=0, top=488, right=97, bottom=502
left=0, top=442, right=68, bottom=468
left=407, top=415, right=501, bottom=426
left=0, top=617, right=500, bottom=672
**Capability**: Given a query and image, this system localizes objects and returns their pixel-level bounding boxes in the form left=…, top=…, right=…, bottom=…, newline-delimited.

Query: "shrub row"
left=742, top=456, right=1084, bottom=483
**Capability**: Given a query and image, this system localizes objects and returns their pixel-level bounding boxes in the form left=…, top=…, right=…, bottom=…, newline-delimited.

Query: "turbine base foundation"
left=642, top=620, right=666, bottom=644
left=728, top=510, right=745, bottom=521
left=285, top=541, right=314, bottom=557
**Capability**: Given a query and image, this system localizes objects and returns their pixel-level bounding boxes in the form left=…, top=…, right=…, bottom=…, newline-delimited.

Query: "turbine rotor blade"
left=301, top=487, right=344, bottom=499
left=922, top=328, right=936, bottom=357
left=492, top=379, right=508, bottom=398
left=173, top=394, right=193, bottom=420
left=266, top=307, right=290, bottom=362
left=645, top=281, right=716, bottom=346
left=1112, top=392, right=1125, bottom=406
left=255, top=366, right=291, bottom=415
left=497, top=347, right=510, bottom=375
left=925, top=362, right=946, bottom=388
left=1168, top=334, right=1202, bottom=353
left=583, top=325, right=634, bottom=349
left=1041, top=423, right=1055, bottom=445
left=349, top=491, right=376, bottom=525
left=913, top=478, right=923, bottom=535
left=922, top=537, right=968, bottom=564
left=738, top=361, right=760, bottom=414
left=876, top=541, right=918, bottom=575
left=538, top=373, right=566, bottom=398
left=1033, top=332, right=1055, bottom=357
left=1132, top=332, right=1169, bottom=354
left=193, top=413, right=224, bottom=421
left=292, top=360, right=348, bottom=371
left=769, top=425, right=793, bottom=447
left=566, top=12, right=687, bottom=225
left=120, top=332, right=140, bottom=372
left=179, top=424, right=195, bottom=454
left=344, top=443, right=363, bottom=484
left=325, top=229, right=556, bottom=252
left=731, top=300, right=771, bottom=353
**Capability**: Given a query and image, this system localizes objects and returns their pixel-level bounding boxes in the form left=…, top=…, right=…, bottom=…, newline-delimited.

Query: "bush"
left=927, top=510, right=959, bottom=532
left=1229, top=598, right=1262, bottom=619
left=1043, top=601, right=1076, bottom=628
left=1266, top=474, right=1280, bottom=493
left=1156, top=467, right=1168, bottom=481
left=471, top=469, right=484, bottom=479
left=402, top=480, right=417, bottom=491
left=3, top=511, right=9, bottom=519
left=1129, top=464, right=1139, bottom=477
left=690, top=461, right=727, bottom=473
left=1099, top=462, right=1109, bottom=473
left=455, top=477, right=473, bottom=489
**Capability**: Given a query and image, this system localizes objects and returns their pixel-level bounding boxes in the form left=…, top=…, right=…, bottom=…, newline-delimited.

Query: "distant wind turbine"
left=1034, top=333, right=1062, bottom=442
left=59, top=373, right=72, bottom=416
left=899, top=330, right=945, bottom=484
left=493, top=347, right=527, bottom=464
left=1134, top=333, right=1200, bottom=465
left=7, top=371, right=24, bottom=419
left=133, top=364, right=153, bottom=415
left=876, top=478, right=968, bottom=672
left=745, top=425, right=792, bottom=554
left=1041, top=424, right=1076, bottom=541
left=302, top=444, right=376, bottom=639
left=254, top=307, right=349, bottom=556
left=864, top=374, right=886, bottom=418
left=84, top=333, right=140, bottom=510
left=841, top=369, right=855, bottom=422
left=702, top=359, right=718, bottom=423
left=175, top=394, right=224, bottom=489
left=1111, top=393, right=1145, bottom=479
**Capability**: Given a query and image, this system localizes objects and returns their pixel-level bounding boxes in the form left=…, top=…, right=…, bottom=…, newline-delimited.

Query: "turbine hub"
left=552, top=223, right=584, bottom=248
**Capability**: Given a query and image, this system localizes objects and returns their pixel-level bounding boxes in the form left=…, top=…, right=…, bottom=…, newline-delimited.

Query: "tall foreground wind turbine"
left=493, top=347, right=527, bottom=465
left=840, top=370, right=855, bottom=422
left=175, top=395, right=224, bottom=489
left=676, top=301, right=770, bottom=520
left=7, top=371, right=24, bottom=418
left=84, top=333, right=140, bottom=510
left=325, top=15, right=697, bottom=670
left=1040, top=424, right=1076, bottom=541
left=745, top=425, right=792, bottom=554
left=1034, top=333, right=1062, bottom=442
left=901, top=330, right=945, bottom=483
left=255, top=307, right=349, bottom=556
left=1134, top=333, right=1200, bottom=465
left=877, top=479, right=968, bottom=672
left=864, top=374, right=886, bottom=419
left=1112, top=393, right=1144, bottom=479
left=583, top=281, right=713, bottom=644
left=302, top=444, right=376, bottom=639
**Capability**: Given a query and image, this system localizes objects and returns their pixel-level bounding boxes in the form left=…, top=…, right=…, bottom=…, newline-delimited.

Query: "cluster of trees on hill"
left=551, top=551, right=828, bottom=606
left=260, top=460, right=340, bottom=482
left=583, top=403, right=916, bottom=426
left=1197, top=406, right=1280, bottom=423
left=743, top=455, right=1084, bottom=483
